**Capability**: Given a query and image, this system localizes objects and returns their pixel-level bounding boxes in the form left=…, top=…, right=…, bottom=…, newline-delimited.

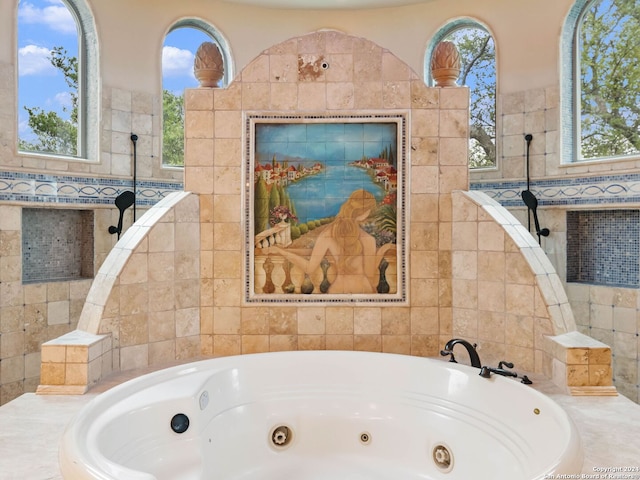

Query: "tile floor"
left=0, top=364, right=639, bottom=480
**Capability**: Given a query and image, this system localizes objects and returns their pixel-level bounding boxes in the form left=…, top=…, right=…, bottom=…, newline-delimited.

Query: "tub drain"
left=270, top=425, right=293, bottom=448
left=432, top=444, right=453, bottom=473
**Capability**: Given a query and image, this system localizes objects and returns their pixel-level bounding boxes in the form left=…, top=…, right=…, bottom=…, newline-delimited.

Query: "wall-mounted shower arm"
left=131, top=133, right=138, bottom=221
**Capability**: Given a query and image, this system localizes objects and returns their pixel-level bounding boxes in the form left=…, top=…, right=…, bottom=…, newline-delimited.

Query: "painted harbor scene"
left=252, top=121, right=401, bottom=297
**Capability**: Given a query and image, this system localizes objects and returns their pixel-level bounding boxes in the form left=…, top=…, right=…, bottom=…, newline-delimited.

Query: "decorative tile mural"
left=245, top=113, right=407, bottom=303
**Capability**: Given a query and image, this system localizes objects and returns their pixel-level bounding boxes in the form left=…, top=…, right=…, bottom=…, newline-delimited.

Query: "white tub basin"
left=60, top=351, right=583, bottom=479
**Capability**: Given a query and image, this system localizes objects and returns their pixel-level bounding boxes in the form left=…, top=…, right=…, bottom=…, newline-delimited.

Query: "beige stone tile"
left=477, top=310, right=505, bottom=343
left=410, top=251, right=439, bottom=279
left=212, top=334, right=241, bottom=356
left=298, top=308, right=325, bottom=335
left=65, top=345, right=88, bottom=363
left=477, top=281, right=505, bottom=312
left=185, top=166, right=214, bottom=194
left=175, top=251, right=199, bottom=279
left=382, top=81, right=410, bottom=108
left=120, top=313, right=149, bottom=346
left=298, top=334, right=325, bottom=350
left=566, top=348, right=589, bottom=365
left=410, top=222, right=438, bottom=250
left=185, top=138, right=214, bottom=166
left=175, top=279, right=200, bottom=308
left=382, top=335, right=410, bottom=354
left=382, top=307, right=410, bottom=335
left=213, top=222, right=242, bottom=251
left=185, top=88, right=213, bottom=110
left=270, top=82, right=298, bottom=110
left=47, top=301, right=69, bottom=326
left=326, top=307, right=353, bottom=334
left=176, top=307, right=200, bottom=337
left=242, top=82, right=270, bottom=109
left=327, top=82, right=354, bottom=110
left=353, top=81, right=383, bottom=109
left=452, top=307, right=478, bottom=338
left=211, top=278, right=241, bottom=307
left=214, top=111, right=242, bottom=138
left=589, top=364, right=613, bottom=386
left=326, top=334, right=353, bottom=351
left=242, top=54, right=270, bottom=83
left=175, top=335, right=201, bottom=359
left=40, top=362, right=65, bottom=385
left=149, top=340, right=176, bottom=365
left=411, top=278, right=439, bottom=307
left=269, top=334, right=297, bottom=352
left=148, top=310, right=175, bottom=342
left=325, top=53, right=353, bottom=82
left=409, top=307, right=438, bottom=334
left=297, top=83, right=326, bottom=110
left=241, top=308, right=269, bottom=335
left=477, top=251, right=505, bottom=282
left=505, top=314, right=534, bottom=348
left=65, top=363, right=88, bottom=385
left=242, top=335, right=269, bottom=354
left=354, top=334, right=382, bottom=352
left=119, top=284, right=148, bottom=316
left=213, top=250, right=242, bottom=279
left=451, top=279, right=477, bottom=309
left=353, top=308, right=382, bottom=335
left=505, top=283, right=534, bottom=316
left=452, top=251, right=477, bottom=280
left=269, top=308, right=298, bottom=334
left=451, top=222, right=477, bottom=251
left=213, top=166, right=242, bottom=195
left=269, top=54, right=298, bottom=82
left=411, top=334, right=439, bottom=357
left=213, top=307, right=241, bottom=334
left=41, top=345, right=66, bottom=363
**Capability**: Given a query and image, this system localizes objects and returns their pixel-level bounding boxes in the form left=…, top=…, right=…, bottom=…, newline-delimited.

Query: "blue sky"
left=17, top=0, right=210, bottom=141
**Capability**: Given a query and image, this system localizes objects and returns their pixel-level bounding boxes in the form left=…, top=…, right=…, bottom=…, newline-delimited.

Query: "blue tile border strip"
left=471, top=172, right=640, bottom=207
left=0, top=170, right=183, bottom=206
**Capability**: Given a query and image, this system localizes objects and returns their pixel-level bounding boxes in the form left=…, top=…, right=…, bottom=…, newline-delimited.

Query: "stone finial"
left=430, top=41, right=461, bottom=87
left=194, top=41, right=224, bottom=88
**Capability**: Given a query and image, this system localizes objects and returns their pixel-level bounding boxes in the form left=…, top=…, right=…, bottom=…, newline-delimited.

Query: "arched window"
left=162, top=19, right=233, bottom=167
left=17, top=0, right=98, bottom=159
left=562, top=0, right=639, bottom=162
left=427, top=20, right=496, bottom=169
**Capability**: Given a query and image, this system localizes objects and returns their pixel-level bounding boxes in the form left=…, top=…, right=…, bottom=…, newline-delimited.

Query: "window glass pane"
left=579, top=0, right=640, bottom=159
left=162, top=27, right=216, bottom=167
left=18, top=0, right=79, bottom=156
left=442, top=28, right=496, bottom=168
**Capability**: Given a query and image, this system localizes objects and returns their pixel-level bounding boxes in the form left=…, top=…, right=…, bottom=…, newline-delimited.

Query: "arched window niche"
left=426, top=19, right=497, bottom=169
left=161, top=18, right=233, bottom=167
left=562, top=0, right=640, bottom=163
left=17, top=0, right=99, bottom=160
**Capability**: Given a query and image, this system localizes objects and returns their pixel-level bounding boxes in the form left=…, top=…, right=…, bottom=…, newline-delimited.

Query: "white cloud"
left=18, top=0, right=77, bottom=35
left=18, top=45, right=55, bottom=76
left=54, top=91, right=73, bottom=109
left=162, top=46, right=195, bottom=78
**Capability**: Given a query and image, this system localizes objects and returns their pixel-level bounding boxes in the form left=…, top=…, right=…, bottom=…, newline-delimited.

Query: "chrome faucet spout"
left=441, top=339, right=482, bottom=368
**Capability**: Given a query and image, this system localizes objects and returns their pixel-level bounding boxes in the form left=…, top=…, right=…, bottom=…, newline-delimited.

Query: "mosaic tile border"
left=243, top=112, right=409, bottom=305
left=0, top=170, right=183, bottom=206
left=471, top=173, right=640, bottom=207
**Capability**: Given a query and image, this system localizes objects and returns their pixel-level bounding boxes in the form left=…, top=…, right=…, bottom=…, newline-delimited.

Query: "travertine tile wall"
left=0, top=204, right=93, bottom=404
left=470, top=86, right=639, bottom=402
left=186, top=31, right=470, bottom=358
left=568, top=283, right=639, bottom=402
left=1, top=57, right=182, bottom=404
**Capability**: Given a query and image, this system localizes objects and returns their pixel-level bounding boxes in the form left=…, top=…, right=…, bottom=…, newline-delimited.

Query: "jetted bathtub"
left=60, top=351, right=583, bottom=479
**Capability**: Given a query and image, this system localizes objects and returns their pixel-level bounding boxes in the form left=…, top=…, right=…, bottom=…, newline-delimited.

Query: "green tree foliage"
left=444, top=28, right=496, bottom=168
left=19, top=47, right=78, bottom=156
left=254, top=176, right=269, bottom=234
left=579, top=0, right=640, bottom=159
left=162, top=90, right=185, bottom=166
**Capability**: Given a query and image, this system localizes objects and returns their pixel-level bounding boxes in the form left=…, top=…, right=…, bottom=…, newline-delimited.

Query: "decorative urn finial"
left=193, top=42, right=224, bottom=88
left=430, top=41, right=461, bottom=87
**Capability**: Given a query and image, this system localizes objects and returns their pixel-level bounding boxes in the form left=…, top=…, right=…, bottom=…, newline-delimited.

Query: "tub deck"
left=1, top=364, right=639, bottom=480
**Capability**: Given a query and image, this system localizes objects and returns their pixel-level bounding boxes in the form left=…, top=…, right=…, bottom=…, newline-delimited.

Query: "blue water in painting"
left=285, top=163, right=385, bottom=223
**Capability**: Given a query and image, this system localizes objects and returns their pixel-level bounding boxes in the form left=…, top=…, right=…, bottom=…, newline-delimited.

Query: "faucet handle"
left=498, top=360, right=514, bottom=369
left=440, top=350, right=457, bottom=363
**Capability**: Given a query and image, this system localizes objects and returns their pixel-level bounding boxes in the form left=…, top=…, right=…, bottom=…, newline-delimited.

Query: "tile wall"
left=0, top=58, right=183, bottom=404
left=470, top=87, right=640, bottom=402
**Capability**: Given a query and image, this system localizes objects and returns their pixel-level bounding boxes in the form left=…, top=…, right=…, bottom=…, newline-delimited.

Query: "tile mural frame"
left=244, top=112, right=408, bottom=304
